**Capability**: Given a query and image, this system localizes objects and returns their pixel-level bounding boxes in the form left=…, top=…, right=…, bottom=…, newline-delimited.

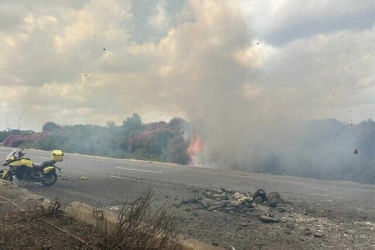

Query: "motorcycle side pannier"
left=52, top=150, right=64, bottom=162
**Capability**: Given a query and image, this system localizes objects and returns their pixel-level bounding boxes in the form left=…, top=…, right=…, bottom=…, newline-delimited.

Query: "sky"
left=0, top=0, right=374, bottom=132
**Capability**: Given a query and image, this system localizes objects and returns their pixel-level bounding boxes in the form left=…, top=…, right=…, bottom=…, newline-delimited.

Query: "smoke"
left=170, top=1, right=298, bottom=168
left=1, top=0, right=372, bottom=176
left=172, top=1, right=359, bottom=174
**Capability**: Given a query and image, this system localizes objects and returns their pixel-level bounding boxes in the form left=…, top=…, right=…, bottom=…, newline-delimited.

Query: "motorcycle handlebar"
left=17, top=149, right=25, bottom=158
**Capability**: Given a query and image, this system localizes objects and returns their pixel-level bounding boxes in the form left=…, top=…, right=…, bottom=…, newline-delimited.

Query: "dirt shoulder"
left=0, top=180, right=182, bottom=250
left=0, top=198, right=181, bottom=250
left=165, top=188, right=375, bottom=250
left=0, top=208, right=94, bottom=250
left=3, top=178, right=375, bottom=250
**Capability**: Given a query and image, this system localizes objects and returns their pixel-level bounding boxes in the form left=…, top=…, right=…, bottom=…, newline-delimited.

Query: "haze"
left=0, top=0, right=374, bottom=170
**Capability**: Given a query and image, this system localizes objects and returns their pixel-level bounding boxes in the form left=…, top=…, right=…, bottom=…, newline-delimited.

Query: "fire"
left=187, top=133, right=203, bottom=166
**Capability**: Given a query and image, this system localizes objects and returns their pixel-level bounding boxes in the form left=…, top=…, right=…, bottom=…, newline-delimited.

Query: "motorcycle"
left=0, top=148, right=64, bottom=187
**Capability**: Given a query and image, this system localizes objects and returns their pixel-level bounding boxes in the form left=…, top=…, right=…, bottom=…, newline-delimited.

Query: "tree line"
left=1, top=114, right=190, bottom=165
left=2, top=116, right=375, bottom=185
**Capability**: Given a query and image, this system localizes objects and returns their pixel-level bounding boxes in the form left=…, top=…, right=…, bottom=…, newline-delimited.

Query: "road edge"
left=0, top=180, right=223, bottom=250
left=66, top=201, right=224, bottom=250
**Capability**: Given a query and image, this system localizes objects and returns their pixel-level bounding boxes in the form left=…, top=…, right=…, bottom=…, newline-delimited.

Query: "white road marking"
left=68, top=155, right=179, bottom=170
left=110, top=175, right=164, bottom=184
left=5, top=147, right=375, bottom=198
left=62, top=151, right=178, bottom=167
left=115, top=167, right=162, bottom=174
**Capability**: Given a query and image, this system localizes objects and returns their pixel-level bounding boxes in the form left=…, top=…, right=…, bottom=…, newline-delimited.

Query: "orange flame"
left=187, top=133, right=203, bottom=166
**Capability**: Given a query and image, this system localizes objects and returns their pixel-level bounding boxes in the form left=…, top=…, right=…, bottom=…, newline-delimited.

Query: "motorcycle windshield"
left=6, top=149, right=18, bottom=159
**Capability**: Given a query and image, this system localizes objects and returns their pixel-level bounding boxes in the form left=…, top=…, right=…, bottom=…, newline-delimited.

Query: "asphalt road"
left=1, top=147, right=375, bottom=219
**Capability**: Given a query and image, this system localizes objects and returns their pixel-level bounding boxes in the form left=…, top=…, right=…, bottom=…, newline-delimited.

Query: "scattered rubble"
left=313, top=233, right=325, bottom=238
left=266, top=192, right=285, bottom=208
left=108, top=205, right=121, bottom=211
left=254, top=189, right=267, bottom=202
left=258, top=215, right=280, bottom=223
left=212, top=240, right=219, bottom=246
left=303, top=227, right=313, bottom=236
left=180, top=188, right=287, bottom=218
left=168, top=185, right=375, bottom=250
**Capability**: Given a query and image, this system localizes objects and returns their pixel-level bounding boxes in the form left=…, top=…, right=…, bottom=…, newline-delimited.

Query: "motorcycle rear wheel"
left=41, top=172, right=58, bottom=187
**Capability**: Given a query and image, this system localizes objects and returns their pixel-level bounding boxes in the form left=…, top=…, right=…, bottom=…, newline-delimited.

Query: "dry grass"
left=0, top=198, right=92, bottom=249
left=0, top=191, right=180, bottom=250
left=95, top=189, right=181, bottom=250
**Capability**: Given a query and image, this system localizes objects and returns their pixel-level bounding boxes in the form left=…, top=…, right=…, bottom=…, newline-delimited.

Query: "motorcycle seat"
left=33, top=163, right=44, bottom=169
left=42, top=160, right=56, bottom=167
left=33, top=160, right=56, bottom=169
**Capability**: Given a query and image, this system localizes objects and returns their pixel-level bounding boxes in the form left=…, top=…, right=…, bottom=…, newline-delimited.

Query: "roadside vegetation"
left=2, top=116, right=375, bottom=184
left=96, top=190, right=180, bottom=249
left=0, top=114, right=190, bottom=165
left=0, top=192, right=180, bottom=250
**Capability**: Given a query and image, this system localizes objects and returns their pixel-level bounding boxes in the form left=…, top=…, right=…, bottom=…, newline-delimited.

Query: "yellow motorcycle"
left=0, top=148, right=64, bottom=187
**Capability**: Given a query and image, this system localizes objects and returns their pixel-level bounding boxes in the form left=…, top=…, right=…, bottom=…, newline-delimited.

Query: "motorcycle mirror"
left=17, top=149, right=24, bottom=157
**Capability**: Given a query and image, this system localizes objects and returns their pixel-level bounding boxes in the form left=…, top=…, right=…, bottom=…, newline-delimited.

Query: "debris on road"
left=173, top=185, right=294, bottom=244
left=212, top=239, right=219, bottom=246
left=254, top=189, right=267, bottom=202
left=266, top=192, right=285, bottom=208
left=179, top=188, right=287, bottom=215
left=199, top=188, right=255, bottom=213
left=171, top=185, right=375, bottom=249
left=59, top=175, right=69, bottom=181
left=258, top=215, right=280, bottom=223
left=303, top=228, right=313, bottom=236
left=108, top=205, right=121, bottom=211
left=314, top=233, right=325, bottom=238
left=79, top=176, right=88, bottom=180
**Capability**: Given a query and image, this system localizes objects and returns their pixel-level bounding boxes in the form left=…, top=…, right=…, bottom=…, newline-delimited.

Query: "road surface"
left=1, top=147, right=375, bottom=219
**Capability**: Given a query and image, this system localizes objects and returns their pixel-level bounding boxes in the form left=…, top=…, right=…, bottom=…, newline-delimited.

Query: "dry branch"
left=96, top=189, right=180, bottom=250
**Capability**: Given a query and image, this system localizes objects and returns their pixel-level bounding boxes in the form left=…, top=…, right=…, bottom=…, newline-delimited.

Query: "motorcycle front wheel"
left=0, top=170, right=12, bottom=182
left=41, top=172, right=58, bottom=187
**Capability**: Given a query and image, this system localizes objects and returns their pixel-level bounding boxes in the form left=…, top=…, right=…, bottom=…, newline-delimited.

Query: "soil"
left=3, top=201, right=374, bottom=250
left=3, top=178, right=375, bottom=250
left=0, top=210, right=94, bottom=250
left=103, top=186, right=375, bottom=249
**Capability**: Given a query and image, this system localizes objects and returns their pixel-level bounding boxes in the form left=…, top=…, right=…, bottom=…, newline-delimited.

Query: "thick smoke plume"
left=2, top=0, right=371, bottom=179
left=173, top=1, right=358, bottom=177
left=174, top=2, right=296, bottom=168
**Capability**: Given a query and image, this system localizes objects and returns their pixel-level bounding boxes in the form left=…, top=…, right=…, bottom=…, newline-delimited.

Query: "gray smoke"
left=0, top=0, right=369, bottom=178
left=175, top=1, right=359, bottom=177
